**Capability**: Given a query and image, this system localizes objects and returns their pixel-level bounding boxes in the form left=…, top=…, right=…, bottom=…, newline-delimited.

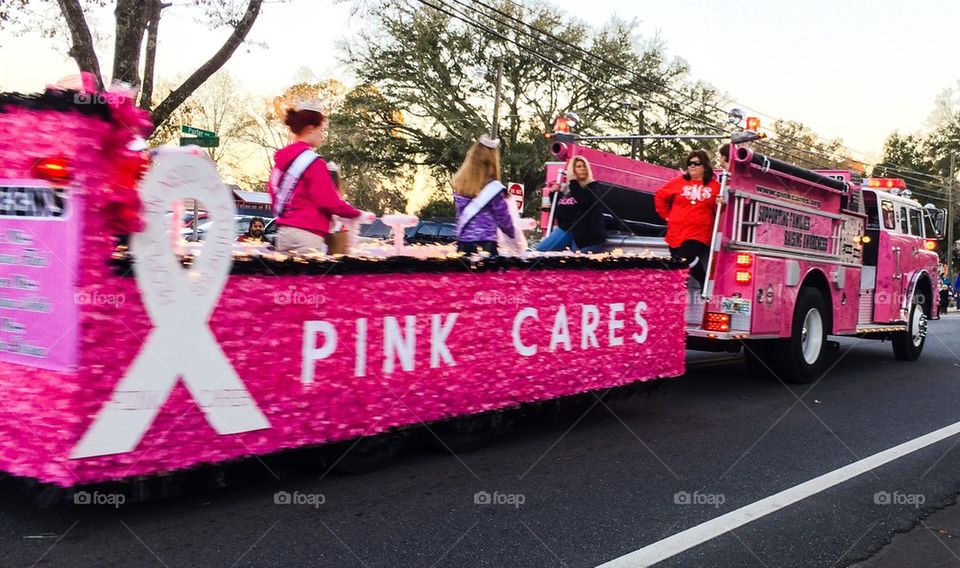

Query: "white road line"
left=596, top=419, right=960, bottom=568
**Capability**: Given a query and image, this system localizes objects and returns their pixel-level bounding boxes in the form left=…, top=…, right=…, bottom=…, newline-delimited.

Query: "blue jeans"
left=536, top=227, right=575, bottom=251
left=576, top=243, right=604, bottom=254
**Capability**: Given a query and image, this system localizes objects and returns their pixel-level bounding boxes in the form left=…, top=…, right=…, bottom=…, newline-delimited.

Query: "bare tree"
left=1, top=0, right=269, bottom=128
left=178, top=71, right=254, bottom=165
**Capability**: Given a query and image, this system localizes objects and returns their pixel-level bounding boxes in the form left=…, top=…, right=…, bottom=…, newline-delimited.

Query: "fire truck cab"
left=544, top=134, right=945, bottom=384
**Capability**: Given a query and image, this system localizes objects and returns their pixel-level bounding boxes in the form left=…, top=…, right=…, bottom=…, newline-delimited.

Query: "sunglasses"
left=687, top=161, right=703, bottom=167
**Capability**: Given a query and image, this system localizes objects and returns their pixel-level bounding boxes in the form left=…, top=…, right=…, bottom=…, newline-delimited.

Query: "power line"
left=416, top=0, right=728, bottom=137
left=872, top=163, right=945, bottom=181
left=467, top=0, right=858, bottom=163
left=454, top=0, right=714, bottom=115
left=444, top=0, right=863, bottom=171
left=406, top=0, right=940, bottom=182
left=480, top=0, right=949, bottom=178
left=440, top=0, right=832, bottom=171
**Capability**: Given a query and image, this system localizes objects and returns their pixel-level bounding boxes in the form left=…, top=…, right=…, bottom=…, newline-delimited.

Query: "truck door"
left=873, top=198, right=908, bottom=322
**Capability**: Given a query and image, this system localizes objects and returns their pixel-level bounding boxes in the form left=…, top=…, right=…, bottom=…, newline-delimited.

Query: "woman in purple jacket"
left=452, top=135, right=515, bottom=255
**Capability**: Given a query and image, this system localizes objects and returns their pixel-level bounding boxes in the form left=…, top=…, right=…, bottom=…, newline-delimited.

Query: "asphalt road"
left=4, top=315, right=960, bottom=568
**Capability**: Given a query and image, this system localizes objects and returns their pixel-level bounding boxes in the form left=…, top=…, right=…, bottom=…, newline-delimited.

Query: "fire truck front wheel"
left=777, top=288, right=830, bottom=384
left=892, top=292, right=927, bottom=361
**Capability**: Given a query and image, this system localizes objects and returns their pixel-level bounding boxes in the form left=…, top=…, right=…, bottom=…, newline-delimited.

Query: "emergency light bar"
left=865, top=178, right=907, bottom=189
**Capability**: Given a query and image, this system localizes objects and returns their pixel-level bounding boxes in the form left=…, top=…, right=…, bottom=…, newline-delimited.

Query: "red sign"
left=508, top=182, right=524, bottom=212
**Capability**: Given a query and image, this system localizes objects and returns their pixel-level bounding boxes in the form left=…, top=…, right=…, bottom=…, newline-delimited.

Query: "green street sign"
left=181, top=125, right=216, bottom=138
left=180, top=136, right=220, bottom=148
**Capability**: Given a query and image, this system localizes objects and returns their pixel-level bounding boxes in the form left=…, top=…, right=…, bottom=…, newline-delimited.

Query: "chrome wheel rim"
left=801, top=308, right=823, bottom=365
left=911, top=305, right=926, bottom=347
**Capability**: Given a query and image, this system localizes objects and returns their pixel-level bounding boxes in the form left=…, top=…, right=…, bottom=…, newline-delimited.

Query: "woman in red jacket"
left=654, top=149, right=721, bottom=288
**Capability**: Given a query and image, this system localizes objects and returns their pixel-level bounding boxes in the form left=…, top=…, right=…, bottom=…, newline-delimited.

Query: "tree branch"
left=151, top=0, right=263, bottom=128
left=56, top=0, right=103, bottom=89
left=113, top=0, right=151, bottom=88
left=140, top=0, right=167, bottom=111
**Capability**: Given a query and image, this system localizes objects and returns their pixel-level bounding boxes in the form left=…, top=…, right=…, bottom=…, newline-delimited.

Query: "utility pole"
left=637, top=103, right=645, bottom=159
left=491, top=58, right=504, bottom=139
left=630, top=103, right=645, bottom=160
left=949, top=153, right=956, bottom=286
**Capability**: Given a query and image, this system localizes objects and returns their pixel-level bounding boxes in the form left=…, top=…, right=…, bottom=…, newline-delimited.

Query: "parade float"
left=0, top=83, right=688, bottom=488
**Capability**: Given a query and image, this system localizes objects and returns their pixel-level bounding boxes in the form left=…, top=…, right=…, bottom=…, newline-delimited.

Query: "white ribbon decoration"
left=71, top=149, right=270, bottom=459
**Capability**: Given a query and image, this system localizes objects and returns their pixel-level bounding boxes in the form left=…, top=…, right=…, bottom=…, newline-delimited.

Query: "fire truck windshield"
left=908, top=208, right=923, bottom=237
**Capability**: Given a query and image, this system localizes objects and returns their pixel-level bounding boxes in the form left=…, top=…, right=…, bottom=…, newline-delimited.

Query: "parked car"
left=179, top=215, right=271, bottom=242
left=404, top=219, right=457, bottom=245
left=359, top=219, right=392, bottom=240
left=263, top=218, right=279, bottom=247
left=164, top=210, right=208, bottom=231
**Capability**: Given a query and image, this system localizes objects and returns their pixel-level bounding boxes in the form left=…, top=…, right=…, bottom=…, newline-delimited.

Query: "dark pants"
left=458, top=240, right=498, bottom=255
left=670, top=240, right=709, bottom=288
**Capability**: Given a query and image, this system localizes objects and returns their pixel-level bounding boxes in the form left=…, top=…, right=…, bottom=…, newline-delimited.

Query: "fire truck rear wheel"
left=777, top=288, right=830, bottom=384
left=892, top=292, right=927, bottom=361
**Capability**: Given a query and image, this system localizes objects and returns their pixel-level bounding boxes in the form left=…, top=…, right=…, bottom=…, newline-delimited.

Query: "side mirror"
left=924, top=205, right=947, bottom=238
left=727, top=108, right=744, bottom=126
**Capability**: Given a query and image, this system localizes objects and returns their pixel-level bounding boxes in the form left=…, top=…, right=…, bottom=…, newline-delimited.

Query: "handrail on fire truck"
left=548, top=130, right=765, bottom=293
left=563, top=134, right=730, bottom=142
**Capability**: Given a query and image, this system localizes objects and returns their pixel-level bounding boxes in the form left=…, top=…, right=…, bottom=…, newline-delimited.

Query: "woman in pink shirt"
left=269, top=101, right=362, bottom=254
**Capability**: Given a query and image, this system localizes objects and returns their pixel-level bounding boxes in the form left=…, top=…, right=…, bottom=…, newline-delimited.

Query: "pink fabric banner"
left=0, top=104, right=687, bottom=486
left=0, top=265, right=686, bottom=486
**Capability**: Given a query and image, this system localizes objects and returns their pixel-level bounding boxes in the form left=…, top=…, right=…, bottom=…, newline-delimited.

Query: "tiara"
left=295, top=100, right=324, bottom=113
left=478, top=134, right=501, bottom=149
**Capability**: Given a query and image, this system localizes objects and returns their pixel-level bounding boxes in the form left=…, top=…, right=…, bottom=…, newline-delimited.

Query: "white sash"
left=456, top=180, right=505, bottom=234
left=273, top=149, right=319, bottom=217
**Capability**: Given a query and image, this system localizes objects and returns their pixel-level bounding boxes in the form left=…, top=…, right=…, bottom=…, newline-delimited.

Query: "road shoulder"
left=854, top=494, right=960, bottom=567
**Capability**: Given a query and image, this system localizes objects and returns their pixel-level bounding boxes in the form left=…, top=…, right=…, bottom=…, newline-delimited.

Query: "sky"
left=1, top=0, right=958, bottom=163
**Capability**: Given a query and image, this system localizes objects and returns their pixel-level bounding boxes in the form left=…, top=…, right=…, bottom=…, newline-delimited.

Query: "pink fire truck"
left=545, top=133, right=946, bottom=383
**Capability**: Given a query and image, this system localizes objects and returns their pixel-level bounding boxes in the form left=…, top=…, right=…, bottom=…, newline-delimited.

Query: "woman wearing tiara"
left=451, top=135, right=516, bottom=256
